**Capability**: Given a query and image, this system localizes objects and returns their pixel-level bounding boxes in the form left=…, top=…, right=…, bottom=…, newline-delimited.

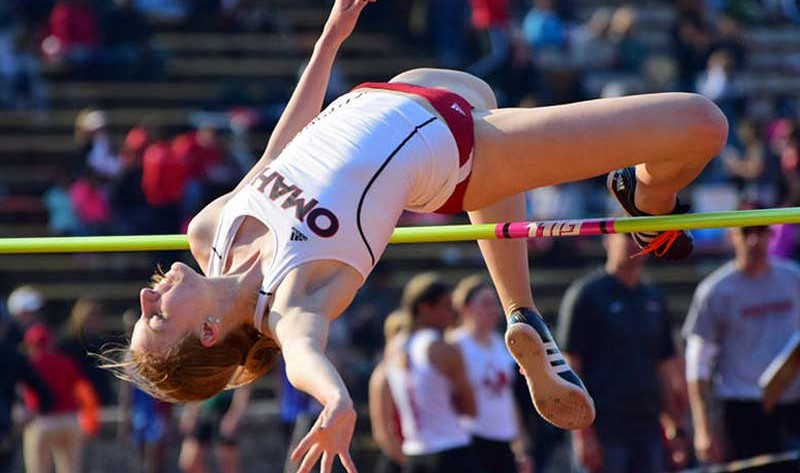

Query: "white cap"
left=7, top=286, right=44, bottom=318
left=80, top=110, right=108, bottom=132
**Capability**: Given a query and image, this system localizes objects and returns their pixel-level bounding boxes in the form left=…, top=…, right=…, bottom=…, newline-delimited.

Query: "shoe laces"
left=631, top=230, right=682, bottom=258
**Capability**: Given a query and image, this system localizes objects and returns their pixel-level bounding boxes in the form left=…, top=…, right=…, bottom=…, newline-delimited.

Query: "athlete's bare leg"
left=467, top=195, right=534, bottom=314
left=464, top=92, right=728, bottom=213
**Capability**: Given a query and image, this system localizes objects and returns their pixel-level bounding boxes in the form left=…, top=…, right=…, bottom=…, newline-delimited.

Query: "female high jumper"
left=110, top=0, right=728, bottom=472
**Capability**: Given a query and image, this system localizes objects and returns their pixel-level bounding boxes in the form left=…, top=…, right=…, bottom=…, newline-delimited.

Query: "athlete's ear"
left=201, top=319, right=220, bottom=347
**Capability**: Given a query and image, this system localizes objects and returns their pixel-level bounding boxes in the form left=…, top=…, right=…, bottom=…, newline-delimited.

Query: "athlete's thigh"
left=463, top=92, right=726, bottom=210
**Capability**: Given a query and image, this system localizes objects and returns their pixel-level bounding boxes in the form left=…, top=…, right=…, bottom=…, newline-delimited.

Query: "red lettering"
left=269, top=175, right=295, bottom=200
left=251, top=170, right=278, bottom=193
left=282, top=193, right=318, bottom=222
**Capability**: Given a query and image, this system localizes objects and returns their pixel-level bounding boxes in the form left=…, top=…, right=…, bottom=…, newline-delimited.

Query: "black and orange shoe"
left=505, top=308, right=595, bottom=430
left=607, top=167, right=694, bottom=260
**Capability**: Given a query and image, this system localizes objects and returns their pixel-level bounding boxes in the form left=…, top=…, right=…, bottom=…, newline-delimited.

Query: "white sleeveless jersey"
left=207, top=91, right=460, bottom=316
left=451, top=328, right=518, bottom=441
left=385, top=329, right=471, bottom=455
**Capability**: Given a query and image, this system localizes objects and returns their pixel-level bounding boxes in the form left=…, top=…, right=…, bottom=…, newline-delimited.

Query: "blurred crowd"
left=43, top=107, right=255, bottom=238
left=5, top=0, right=797, bottom=258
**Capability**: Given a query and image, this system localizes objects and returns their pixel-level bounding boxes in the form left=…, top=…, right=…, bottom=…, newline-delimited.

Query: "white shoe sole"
left=505, top=323, right=596, bottom=430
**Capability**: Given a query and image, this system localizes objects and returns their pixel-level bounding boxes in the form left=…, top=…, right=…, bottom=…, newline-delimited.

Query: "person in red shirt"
left=42, top=0, right=101, bottom=72
left=142, top=134, right=188, bottom=233
left=467, top=0, right=512, bottom=79
left=172, top=126, right=225, bottom=224
left=68, top=171, right=111, bottom=235
left=22, top=324, right=99, bottom=473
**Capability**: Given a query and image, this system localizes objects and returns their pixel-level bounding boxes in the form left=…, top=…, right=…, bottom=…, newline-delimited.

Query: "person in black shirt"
left=557, top=233, right=688, bottom=473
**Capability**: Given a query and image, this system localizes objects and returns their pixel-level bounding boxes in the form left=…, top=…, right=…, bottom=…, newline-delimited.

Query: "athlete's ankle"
left=632, top=183, right=677, bottom=216
left=507, top=307, right=543, bottom=324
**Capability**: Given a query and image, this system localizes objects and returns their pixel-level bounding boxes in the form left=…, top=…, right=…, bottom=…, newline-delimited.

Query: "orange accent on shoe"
left=631, top=230, right=682, bottom=258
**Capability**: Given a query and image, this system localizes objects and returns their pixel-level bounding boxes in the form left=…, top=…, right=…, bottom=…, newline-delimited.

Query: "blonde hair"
left=401, top=272, right=451, bottom=318
left=452, top=275, right=491, bottom=313
left=383, top=309, right=410, bottom=342
left=101, top=327, right=279, bottom=403
left=99, top=271, right=280, bottom=403
left=65, top=296, right=103, bottom=340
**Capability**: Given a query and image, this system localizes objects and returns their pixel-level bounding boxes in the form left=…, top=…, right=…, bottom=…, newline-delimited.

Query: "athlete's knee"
left=678, top=93, right=729, bottom=158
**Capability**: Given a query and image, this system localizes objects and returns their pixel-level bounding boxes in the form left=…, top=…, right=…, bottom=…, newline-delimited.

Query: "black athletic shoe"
left=607, top=167, right=694, bottom=260
left=505, top=308, right=595, bottom=430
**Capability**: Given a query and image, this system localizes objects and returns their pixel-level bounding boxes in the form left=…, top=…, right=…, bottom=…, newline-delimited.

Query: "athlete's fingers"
left=297, top=445, right=323, bottom=473
left=340, top=450, right=359, bottom=473
left=321, top=451, right=334, bottom=473
left=290, top=426, right=319, bottom=462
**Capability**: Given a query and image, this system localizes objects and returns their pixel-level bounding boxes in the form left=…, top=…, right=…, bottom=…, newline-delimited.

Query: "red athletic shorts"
left=353, top=82, right=475, bottom=214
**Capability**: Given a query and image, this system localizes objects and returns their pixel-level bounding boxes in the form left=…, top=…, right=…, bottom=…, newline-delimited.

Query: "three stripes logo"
left=290, top=227, right=308, bottom=242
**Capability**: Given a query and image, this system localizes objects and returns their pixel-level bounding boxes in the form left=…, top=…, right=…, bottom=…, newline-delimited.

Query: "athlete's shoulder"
left=187, top=191, right=235, bottom=272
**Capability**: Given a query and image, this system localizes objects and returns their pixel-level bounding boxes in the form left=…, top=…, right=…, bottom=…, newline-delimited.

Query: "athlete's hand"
left=321, top=0, right=375, bottom=46
left=291, top=397, right=358, bottom=473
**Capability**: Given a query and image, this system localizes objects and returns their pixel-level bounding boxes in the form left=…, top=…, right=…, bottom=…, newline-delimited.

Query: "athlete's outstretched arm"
left=235, top=0, right=373, bottom=191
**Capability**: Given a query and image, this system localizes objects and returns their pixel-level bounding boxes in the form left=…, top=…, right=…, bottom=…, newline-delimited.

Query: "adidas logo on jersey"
left=451, top=102, right=466, bottom=116
left=290, top=227, right=308, bottom=241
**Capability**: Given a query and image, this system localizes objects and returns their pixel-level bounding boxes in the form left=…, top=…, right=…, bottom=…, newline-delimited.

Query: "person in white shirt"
left=450, top=275, right=533, bottom=473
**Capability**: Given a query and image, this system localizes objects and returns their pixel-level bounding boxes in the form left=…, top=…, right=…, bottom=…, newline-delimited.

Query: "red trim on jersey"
left=353, top=82, right=474, bottom=214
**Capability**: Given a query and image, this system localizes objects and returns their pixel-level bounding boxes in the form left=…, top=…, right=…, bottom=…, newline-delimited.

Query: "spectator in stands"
left=100, top=0, right=160, bottom=80
left=41, top=0, right=102, bottom=77
left=671, top=0, right=713, bottom=91
left=721, top=119, right=778, bottom=204
left=4, top=284, right=46, bottom=345
left=428, top=0, right=470, bottom=68
left=466, top=0, right=511, bottom=80
left=696, top=51, right=739, bottom=125
left=22, top=323, right=99, bottom=473
left=711, top=14, right=746, bottom=70
left=449, top=275, right=533, bottom=473
left=118, top=309, right=174, bottom=473
left=384, top=273, right=479, bottom=473
left=521, top=0, right=568, bottom=51
left=0, top=323, right=53, bottom=473
left=59, top=297, right=114, bottom=406
left=172, top=125, right=224, bottom=223
left=684, top=204, right=800, bottom=467
left=0, top=24, right=47, bottom=111
left=141, top=128, right=187, bottom=234
left=75, top=108, right=121, bottom=180
left=43, top=172, right=81, bottom=237
left=569, top=8, right=616, bottom=72
left=178, top=387, right=252, bottom=473
left=69, top=170, right=112, bottom=235
left=559, top=233, right=690, bottom=473
left=110, top=125, right=152, bottom=235
left=606, top=6, right=647, bottom=73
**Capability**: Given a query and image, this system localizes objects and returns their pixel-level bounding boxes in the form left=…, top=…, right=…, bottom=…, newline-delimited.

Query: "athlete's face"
left=730, top=226, right=771, bottom=264
left=424, top=294, right=456, bottom=330
left=131, top=262, right=210, bottom=353
left=465, top=286, right=502, bottom=333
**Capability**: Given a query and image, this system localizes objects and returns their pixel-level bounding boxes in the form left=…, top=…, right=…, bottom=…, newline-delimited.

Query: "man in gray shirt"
left=683, top=222, right=800, bottom=468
